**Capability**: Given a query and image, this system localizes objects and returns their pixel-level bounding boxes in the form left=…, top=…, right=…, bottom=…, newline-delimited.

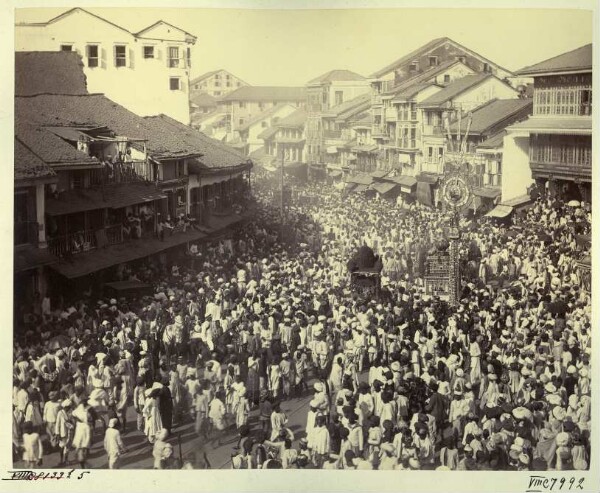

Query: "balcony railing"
left=421, top=161, right=444, bottom=174
left=90, top=161, right=155, bottom=187
left=422, top=125, right=445, bottom=136
left=14, top=221, right=39, bottom=246
left=396, top=139, right=417, bottom=149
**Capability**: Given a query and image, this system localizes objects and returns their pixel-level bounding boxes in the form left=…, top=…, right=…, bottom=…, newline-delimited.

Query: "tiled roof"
left=449, top=99, right=533, bottom=136
left=345, top=173, right=373, bottom=185
left=15, top=122, right=100, bottom=167
left=352, top=113, right=373, bottom=127
left=135, top=20, right=197, bottom=41
left=15, top=52, right=88, bottom=96
left=391, top=82, right=440, bottom=102
left=324, top=92, right=371, bottom=119
left=190, top=92, right=217, bottom=108
left=145, top=114, right=246, bottom=169
left=307, top=69, right=366, bottom=85
left=190, top=70, right=248, bottom=86
left=237, top=104, right=289, bottom=132
left=258, top=126, right=279, bottom=140
left=276, top=108, right=307, bottom=128
left=383, top=60, right=465, bottom=97
left=477, top=131, right=506, bottom=149
left=516, top=44, right=592, bottom=76
left=371, top=37, right=513, bottom=78
left=221, top=86, right=306, bottom=102
left=14, top=137, right=57, bottom=181
left=418, top=73, right=492, bottom=108
left=507, top=117, right=592, bottom=134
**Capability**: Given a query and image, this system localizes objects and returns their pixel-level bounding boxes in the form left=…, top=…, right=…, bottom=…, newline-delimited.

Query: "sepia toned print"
left=10, top=3, right=595, bottom=480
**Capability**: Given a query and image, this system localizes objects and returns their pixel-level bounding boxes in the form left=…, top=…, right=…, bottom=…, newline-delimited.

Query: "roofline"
left=448, top=98, right=533, bottom=134
left=17, top=8, right=197, bottom=43
left=515, top=68, right=592, bottom=77
left=515, top=44, right=592, bottom=76
left=191, top=70, right=250, bottom=86
left=135, top=20, right=197, bottom=41
left=370, top=37, right=514, bottom=79
left=418, top=74, right=512, bottom=108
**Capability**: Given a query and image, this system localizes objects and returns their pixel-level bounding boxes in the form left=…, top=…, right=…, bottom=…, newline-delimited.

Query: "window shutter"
left=180, top=80, right=186, bottom=93
left=101, top=47, right=107, bottom=69
left=113, top=45, right=117, bottom=67
left=156, top=48, right=162, bottom=61
left=129, top=48, right=135, bottom=69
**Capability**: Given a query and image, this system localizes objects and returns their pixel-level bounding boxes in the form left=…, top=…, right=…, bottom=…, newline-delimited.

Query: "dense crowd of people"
left=12, top=172, right=592, bottom=471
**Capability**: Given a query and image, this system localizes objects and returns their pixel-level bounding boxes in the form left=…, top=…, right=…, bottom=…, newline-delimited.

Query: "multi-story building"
left=232, top=104, right=298, bottom=156
left=370, top=37, right=514, bottom=91
left=190, top=69, right=248, bottom=98
left=502, top=44, right=592, bottom=205
left=259, top=109, right=308, bottom=179
left=14, top=51, right=250, bottom=301
left=15, top=7, right=197, bottom=124
left=443, top=98, right=533, bottom=213
left=305, top=70, right=371, bottom=164
left=190, top=92, right=218, bottom=119
left=416, top=73, right=519, bottom=176
left=218, top=86, right=306, bottom=137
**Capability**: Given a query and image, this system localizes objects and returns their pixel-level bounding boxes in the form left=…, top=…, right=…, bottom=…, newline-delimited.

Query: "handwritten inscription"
left=527, top=476, right=585, bottom=492
left=2, top=470, right=91, bottom=481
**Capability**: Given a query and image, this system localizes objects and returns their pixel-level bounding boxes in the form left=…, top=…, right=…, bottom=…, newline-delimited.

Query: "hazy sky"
left=14, top=7, right=593, bottom=86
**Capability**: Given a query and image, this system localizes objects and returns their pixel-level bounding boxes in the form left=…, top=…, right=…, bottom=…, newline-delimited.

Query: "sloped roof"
left=324, top=92, right=371, bottom=119
left=371, top=37, right=513, bottom=78
left=383, top=60, right=466, bottom=96
left=17, top=8, right=196, bottom=42
left=391, top=82, right=440, bottom=102
left=449, top=98, right=533, bottom=136
left=258, top=126, right=279, bottom=140
left=352, top=113, right=373, bottom=127
left=221, top=86, right=306, bottom=102
left=144, top=114, right=246, bottom=169
left=15, top=52, right=88, bottom=96
left=135, top=20, right=197, bottom=41
left=190, top=92, right=217, bottom=108
left=478, top=131, right=506, bottom=149
left=14, top=137, right=57, bottom=181
left=276, top=108, right=307, bottom=128
left=507, top=117, right=592, bottom=134
left=237, top=103, right=289, bottom=132
left=516, top=44, right=592, bottom=76
left=16, top=93, right=246, bottom=164
left=15, top=122, right=100, bottom=167
left=418, top=73, right=492, bottom=107
left=190, top=70, right=249, bottom=87
left=307, top=69, right=366, bottom=85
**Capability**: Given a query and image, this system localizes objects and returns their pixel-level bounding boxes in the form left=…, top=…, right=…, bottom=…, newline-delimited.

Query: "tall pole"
left=280, top=147, right=285, bottom=242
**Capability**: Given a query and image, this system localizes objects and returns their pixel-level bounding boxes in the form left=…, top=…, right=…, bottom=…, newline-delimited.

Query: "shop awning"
left=388, top=175, right=417, bottom=192
left=344, top=182, right=357, bottom=192
left=14, top=245, right=58, bottom=273
left=352, top=144, right=378, bottom=153
left=352, top=184, right=369, bottom=193
left=329, top=170, right=342, bottom=178
left=485, top=205, right=513, bottom=218
left=502, top=194, right=533, bottom=208
left=370, top=170, right=390, bottom=179
left=473, top=187, right=502, bottom=199
left=326, top=146, right=339, bottom=154
left=46, top=183, right=167, bottom=216
left=371, top=182, right=398, bottom=195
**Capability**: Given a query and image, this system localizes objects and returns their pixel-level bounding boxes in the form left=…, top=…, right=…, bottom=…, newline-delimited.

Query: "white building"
left=15, top=8, right=197, bottom=124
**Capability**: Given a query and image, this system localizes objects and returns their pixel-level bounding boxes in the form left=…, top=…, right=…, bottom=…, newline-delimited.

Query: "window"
left=170, top=77, right=181, bottom=91
left=114, top=45, right=127, bottom=67
left=239, top=102, right=246, bottom=108
left=457, top=56, right=466, bottom=63
left=335, top=91, right=343, bottom=106
left=214, top=91, right=221, bottom=96
left=176, top=160, right=185, bottom=177
left=237, top=82, right=241, bottom=87
left=239, top=118, right=245, bottom=125
left=194, top=84, right=199, bottom=90
left=533, top=74, right=593, bottom=116
left=214, top=73, right=220, bottom=79
left=226, top=81, right=231, bottom=87
left=86, top=44, right=99, bottom=68
left=168, top=46, right=180, bottom=68
left=214, top=81, right=221, bottom=87
left=186, top=47, right=191, bottom=68
left=444, top=74, right=451, bottom=83
left=409, top=61, right=418, bottom=72
left=483, top=63, right=490, bottom=72
left=226, top=74, right=230, bottom=80
left=261, top=121, right=268, bottom=128
left=60, top=44, right=73, bottom=51
left=143, top=46, right=155, bottom=59
left=429, top=56, right=438, bottom=67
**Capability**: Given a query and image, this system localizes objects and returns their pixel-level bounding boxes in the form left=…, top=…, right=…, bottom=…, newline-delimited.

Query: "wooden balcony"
left=90, top=161, right=155, bottom=187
